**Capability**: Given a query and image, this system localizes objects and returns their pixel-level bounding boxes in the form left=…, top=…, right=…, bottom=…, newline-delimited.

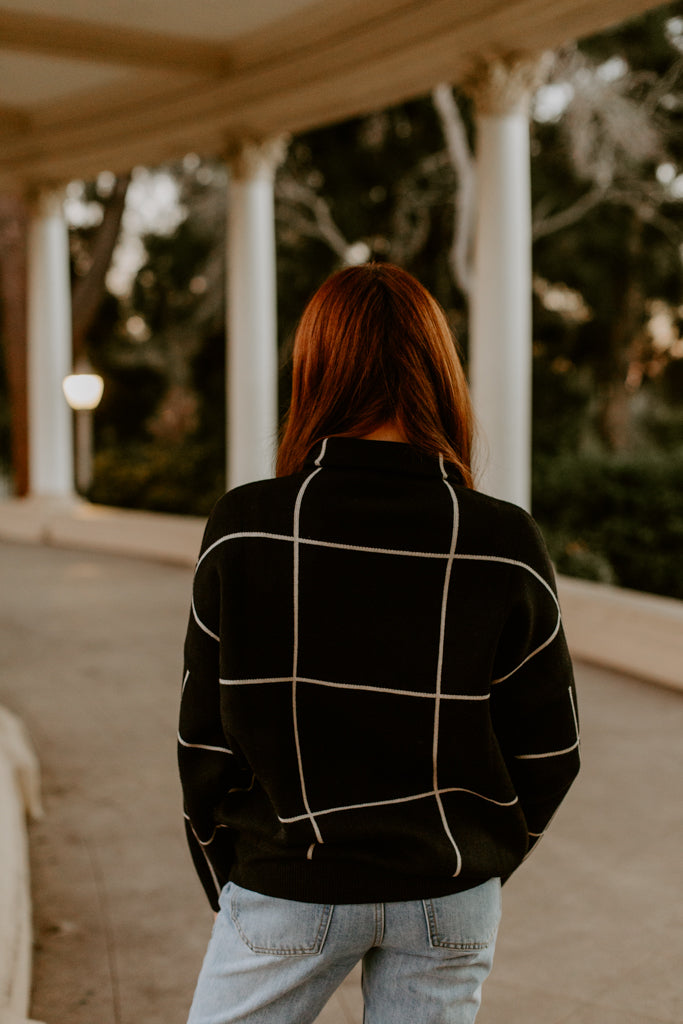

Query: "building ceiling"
left=0, top=0, right=667, bottom=188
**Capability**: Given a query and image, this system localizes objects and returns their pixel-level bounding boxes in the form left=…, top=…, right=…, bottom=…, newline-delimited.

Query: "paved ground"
left=0, top=538, right=681, bottom=1024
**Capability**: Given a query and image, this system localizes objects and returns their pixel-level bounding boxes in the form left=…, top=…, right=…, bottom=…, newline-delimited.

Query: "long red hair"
left=277, top=263, right=475, bottom=487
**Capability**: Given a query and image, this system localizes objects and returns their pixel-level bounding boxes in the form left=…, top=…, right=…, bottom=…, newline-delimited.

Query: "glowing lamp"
left=62, top=373, right=104, bottom=411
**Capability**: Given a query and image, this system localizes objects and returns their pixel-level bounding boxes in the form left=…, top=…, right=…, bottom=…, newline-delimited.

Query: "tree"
left=21, top=0, right=677, bottom=594
left=71, top=173, right=130, bottom=364
left=86, top=160, right=229, bottom=514
left=532, top=6, right=683, bottom=450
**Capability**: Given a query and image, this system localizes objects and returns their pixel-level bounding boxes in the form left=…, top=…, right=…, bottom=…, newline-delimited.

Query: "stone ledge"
left=0, top=496, right=203, bottom=567
left=558, top=575, right=683, bottom=692
left=0, top=497, right=681, bottom=692
left=0, top=1017, right=47, bottom=1024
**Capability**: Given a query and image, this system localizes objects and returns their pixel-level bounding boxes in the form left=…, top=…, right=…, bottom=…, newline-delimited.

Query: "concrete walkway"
left=0, top=538, right=681, bottom=1024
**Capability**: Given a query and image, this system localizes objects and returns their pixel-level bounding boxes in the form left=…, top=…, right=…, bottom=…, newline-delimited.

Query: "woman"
left=179, top=263, right=580, bottom=1024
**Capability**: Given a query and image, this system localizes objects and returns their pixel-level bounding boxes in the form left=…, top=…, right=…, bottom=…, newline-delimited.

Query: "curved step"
left=0, top=706, right=43, bottom=1023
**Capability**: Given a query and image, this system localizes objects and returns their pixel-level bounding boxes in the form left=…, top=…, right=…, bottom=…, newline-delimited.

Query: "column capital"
left=224, top=135, right=289, bottom=182
left=24, top=186, right=67, bottom=219
left=0, top=193, right=26, bottom=252
left=462, top=51, right=552, bottom=116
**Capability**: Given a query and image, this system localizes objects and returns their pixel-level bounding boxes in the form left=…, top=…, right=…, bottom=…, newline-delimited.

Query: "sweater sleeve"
left=489, top=511, right=580, bottom=855
left=178, top=498, right=248, bottom=910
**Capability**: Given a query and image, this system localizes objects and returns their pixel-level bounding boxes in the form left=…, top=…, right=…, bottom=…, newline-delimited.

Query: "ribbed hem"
left=230, top=861, right=495, bottom=905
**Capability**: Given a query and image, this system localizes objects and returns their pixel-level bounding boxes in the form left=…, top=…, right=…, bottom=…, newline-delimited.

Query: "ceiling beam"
left=0, top=8, right=233, bottom=74
left=0, top=0, right=666, bottom=187
left=0, top=104, right=31, bottom=136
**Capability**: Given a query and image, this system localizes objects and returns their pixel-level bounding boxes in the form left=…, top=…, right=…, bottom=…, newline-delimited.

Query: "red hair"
left=277, top=263, right=475, bottom=487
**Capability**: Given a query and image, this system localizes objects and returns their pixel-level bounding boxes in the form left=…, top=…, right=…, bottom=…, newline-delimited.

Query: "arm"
left=490, top=513, right=580, bottom=853
left=178, top=502, right=246, bottom=910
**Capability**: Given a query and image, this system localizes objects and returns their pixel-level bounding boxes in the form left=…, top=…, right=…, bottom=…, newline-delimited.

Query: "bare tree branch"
left=432, top=83, right=475, bottom=295
left=532, top=186, right=606, bottom=240
left=644, top=55, right=683, bottom=114
left=71, top=173, right=131, bottom=361
left=390, top=197, right=432, bottom=265
left=276, top=176, right=350, bottom=260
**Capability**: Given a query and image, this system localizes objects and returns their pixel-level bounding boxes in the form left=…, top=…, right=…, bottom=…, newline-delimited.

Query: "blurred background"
left=1, top=1, right=682, bottom=600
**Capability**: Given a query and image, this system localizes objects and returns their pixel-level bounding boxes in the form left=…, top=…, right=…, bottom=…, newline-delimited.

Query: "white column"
left=226, top=137, right=286, bottom=490
left=27, top=190, right=74, bottom=497
left=468, top=57, right=543, bottom=510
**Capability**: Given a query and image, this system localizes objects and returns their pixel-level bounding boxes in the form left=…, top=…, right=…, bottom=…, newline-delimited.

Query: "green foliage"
left=132, top=219, right=215, bottom=332
left=76, top=162, right=228, bottom=511
left=533, top=449, right=683, bottom=599
left=275, top=98, right=470, bottom=364
left=89, top=439, right=224, bottom=516
left=2, top=8, right=677, bottom=601
left=531, top=344, right=593, bottom=461
left=580, top=1, right=683, bottom=75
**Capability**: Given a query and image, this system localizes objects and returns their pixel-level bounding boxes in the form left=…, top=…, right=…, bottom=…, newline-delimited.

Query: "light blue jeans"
left=187, top=878, right=501, bottom=1024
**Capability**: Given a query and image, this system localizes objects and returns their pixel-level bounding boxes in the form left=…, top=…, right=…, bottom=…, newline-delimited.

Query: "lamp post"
left=62, top=365, right=104, bottom=494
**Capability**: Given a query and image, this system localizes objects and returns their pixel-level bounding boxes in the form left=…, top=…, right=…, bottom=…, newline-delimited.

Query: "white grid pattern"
left=184, top=813, right=221, bottom=895
left=219, top=676, right=491, bottom=701
left=514, top=687, right=580, bottom=760
left=194, top=546, right=561, bottom=685
left=277, top=785, right=520, bottom=824
left=177, top=730, right=233, bottom=755
left=291, top=438, right=327, bottom=844
left=188, top=441, right=570, bottom=876
left=431, top=455, right=463, bottom=875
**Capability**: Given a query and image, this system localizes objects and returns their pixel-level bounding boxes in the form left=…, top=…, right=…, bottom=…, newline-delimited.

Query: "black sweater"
left=179, top=437, right=579, bottom=910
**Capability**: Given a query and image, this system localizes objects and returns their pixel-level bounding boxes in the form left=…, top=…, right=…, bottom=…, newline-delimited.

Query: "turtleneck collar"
left=304, top=436, right=464, bottom=485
